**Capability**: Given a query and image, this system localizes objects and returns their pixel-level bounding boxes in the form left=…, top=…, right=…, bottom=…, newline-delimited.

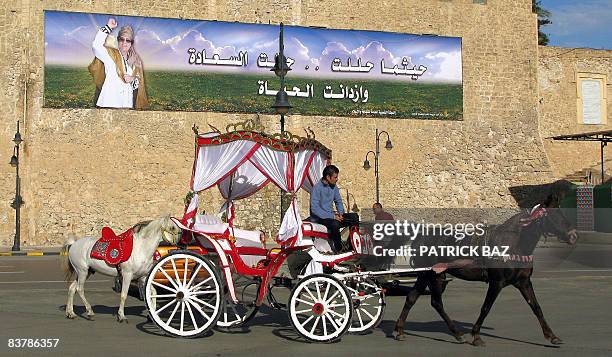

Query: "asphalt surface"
left=0, top=243, right=611, bottom=357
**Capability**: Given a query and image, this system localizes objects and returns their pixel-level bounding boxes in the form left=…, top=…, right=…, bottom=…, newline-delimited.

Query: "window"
left=577, top=73, right=608, bottom=125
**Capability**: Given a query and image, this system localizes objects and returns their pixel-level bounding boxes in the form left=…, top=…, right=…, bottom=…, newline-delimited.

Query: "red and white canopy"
left=183, top=129, right=331, bottom=244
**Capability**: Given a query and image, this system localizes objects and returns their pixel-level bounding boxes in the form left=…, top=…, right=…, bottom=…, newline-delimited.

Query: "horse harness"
left=482, top=207, right=545, bottom=273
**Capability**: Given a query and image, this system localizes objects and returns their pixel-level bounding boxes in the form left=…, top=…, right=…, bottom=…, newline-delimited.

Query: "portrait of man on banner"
left=88, top=17, right=148, bottom=109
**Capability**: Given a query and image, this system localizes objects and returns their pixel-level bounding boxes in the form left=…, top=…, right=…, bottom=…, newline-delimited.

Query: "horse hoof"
left=86, top=314, right=95, bottom=321
left=455, top=334, right=466, bottom=343
left=393, top=331, right=406, bottom=341
left=550, top=337, right=563, bottom=345
left=66, top=313, right=76, bottom=319
left=472, top=338, right=486, bottom=347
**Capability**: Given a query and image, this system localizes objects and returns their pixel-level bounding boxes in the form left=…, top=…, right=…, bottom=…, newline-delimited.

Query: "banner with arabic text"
left=44, top=10, right=463, bottom=119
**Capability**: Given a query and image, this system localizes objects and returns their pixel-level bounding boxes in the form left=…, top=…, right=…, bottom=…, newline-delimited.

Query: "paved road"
left=0, top=244, right=611, bottom=357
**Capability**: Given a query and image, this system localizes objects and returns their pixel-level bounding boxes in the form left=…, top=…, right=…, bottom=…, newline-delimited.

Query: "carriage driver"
left=309, top=165, right=351, bottom=253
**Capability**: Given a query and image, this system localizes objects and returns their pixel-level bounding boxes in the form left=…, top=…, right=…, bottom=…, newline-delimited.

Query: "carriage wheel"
left=346, top=278, right=385, bottom=334
left=216, top=274, right=260, bottom=329
left=288, top=274, right=352, bottom=342
left=144, top=252, right=223, bottom=338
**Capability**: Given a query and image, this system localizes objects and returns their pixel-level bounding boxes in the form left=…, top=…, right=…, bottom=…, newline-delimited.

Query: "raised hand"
left=107, top=18, right=118, bottom=30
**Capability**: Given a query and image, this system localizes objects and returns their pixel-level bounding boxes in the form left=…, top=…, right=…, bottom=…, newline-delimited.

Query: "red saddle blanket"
left=90, top=227, right=134, bottom=266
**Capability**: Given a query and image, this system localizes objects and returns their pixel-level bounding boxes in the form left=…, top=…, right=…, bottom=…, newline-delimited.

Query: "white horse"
left=60, top=215, right=180, bottom=322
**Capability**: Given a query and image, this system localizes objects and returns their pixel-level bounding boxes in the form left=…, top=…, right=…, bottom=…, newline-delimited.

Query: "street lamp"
left=362, top=128, right=392, bottom=204
left=271, top=22, right=292, bottom=221
left=271, top=22, right=292, bottom=133
left=10, top=121, right=24, bottom=252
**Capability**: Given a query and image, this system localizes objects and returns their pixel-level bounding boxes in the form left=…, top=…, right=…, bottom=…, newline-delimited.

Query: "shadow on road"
left=272, top=327, right=346, bottom=344
left=379, top=318, right=490, bottom=335
left=245, top=305, right=291, bottom=328
left=377, top=319, right=560, bottom=348
left=135, top=320, right=215, bottom=339
left=58, top=304, right=147, bottom=320
left=478, top=331, right=561, bottom=348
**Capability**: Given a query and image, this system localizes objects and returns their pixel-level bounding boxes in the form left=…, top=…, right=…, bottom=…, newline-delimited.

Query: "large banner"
left=44, top=11, right=463, bottom=119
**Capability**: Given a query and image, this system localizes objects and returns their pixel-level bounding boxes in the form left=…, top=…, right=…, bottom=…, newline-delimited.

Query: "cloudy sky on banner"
left=44, top=11, right=462, bottom=84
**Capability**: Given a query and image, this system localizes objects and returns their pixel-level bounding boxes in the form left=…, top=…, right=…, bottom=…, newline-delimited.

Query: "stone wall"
left=538, top=46, right=612, bottom=183
left=1, top=0, right=552, bottom=246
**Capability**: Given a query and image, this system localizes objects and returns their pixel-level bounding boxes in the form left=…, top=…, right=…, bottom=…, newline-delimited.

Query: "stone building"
left=0, top=0, right=610, bottom=246
left=539, top=46, right=611, bottom=183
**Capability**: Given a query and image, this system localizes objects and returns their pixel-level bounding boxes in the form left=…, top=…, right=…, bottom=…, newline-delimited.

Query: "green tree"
left=533, top=0, right=552, bottom=45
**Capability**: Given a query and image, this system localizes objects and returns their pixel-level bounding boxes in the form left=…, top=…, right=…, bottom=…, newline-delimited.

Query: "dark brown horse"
left=393, top=205, right=578, bottom=346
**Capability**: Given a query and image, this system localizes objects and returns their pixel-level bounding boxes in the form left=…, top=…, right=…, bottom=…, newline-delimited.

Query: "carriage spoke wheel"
left=145, top=253, right=223, bottom=338
left=288, top=274, right=352, bottom=342
left=346, top=278, right=385, bottom=333
left=216, top=275, right=260, bottom=329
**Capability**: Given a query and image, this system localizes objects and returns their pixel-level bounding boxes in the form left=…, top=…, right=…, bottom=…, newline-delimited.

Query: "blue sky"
left=44, top=11, right=462, bottom=83
left=540, top=0, right=612, bottom=49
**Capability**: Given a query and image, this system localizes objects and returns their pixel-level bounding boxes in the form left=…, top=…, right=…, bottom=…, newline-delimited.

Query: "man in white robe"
left=90, top=18, right=147, bottom=109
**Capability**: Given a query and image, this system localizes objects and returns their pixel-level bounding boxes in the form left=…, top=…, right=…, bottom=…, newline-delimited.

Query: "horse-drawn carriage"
left=142, top=123, right=428, bottom=342
left=64, top=120, right=579, bottom=346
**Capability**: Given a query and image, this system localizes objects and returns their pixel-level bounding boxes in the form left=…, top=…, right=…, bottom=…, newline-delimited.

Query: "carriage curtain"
left=284, top=149, right=316, bottom=245
left=192, top=140, right=259, bottom=192
left=218, top=161, right=269, bottom=225
left=184, top=140, right=259, bottom=226
left=248, top=147, right=315, bottom=243
left=294, top=149, right=315, bottom=189
left=248, top=148, right=295, bottom=242
left=248, top=148, right=290, bottom=190
left=302, top=151, right=328, bottom=193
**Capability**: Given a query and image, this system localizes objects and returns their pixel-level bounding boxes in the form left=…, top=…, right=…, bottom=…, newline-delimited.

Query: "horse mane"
left=133, top=220, right=153, bottom=234
left=492, top=211, right=527, bottom=234
left=132, top=215, right=176, bottom=241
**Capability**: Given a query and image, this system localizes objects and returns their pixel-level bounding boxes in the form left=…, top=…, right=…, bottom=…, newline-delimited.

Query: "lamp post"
left=602, top=141, right=608, bottom=184
left=363, top=128, right=393, bottom=204
left=271, top=22, right=292, bottom=220
left=271, top=22, right=292, bottom=133
left=10, top=121, right=24, bottom=252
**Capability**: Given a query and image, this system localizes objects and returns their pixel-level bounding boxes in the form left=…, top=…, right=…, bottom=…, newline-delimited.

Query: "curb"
left=0, top=251, right=64, bottom=256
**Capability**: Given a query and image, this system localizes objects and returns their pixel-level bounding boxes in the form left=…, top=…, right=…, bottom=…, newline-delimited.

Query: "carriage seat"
left=230, top=227, right=263, bottom=248
left=193, top=214, right=263, bottom=249
left=193, top=214, right=228, bottom=234
left=302, top=221, right=330, bottom=239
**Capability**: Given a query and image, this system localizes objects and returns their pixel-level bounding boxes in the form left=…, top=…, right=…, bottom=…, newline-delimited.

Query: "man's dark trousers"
left=311, top=216, right=349, bottom=252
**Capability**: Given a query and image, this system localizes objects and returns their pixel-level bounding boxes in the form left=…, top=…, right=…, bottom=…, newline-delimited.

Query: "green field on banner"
left=44, top=66, right=463, bottom=119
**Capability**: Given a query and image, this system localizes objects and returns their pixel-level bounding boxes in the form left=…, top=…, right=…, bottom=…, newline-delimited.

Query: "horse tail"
left=60, top=235, right=76, bottom=282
